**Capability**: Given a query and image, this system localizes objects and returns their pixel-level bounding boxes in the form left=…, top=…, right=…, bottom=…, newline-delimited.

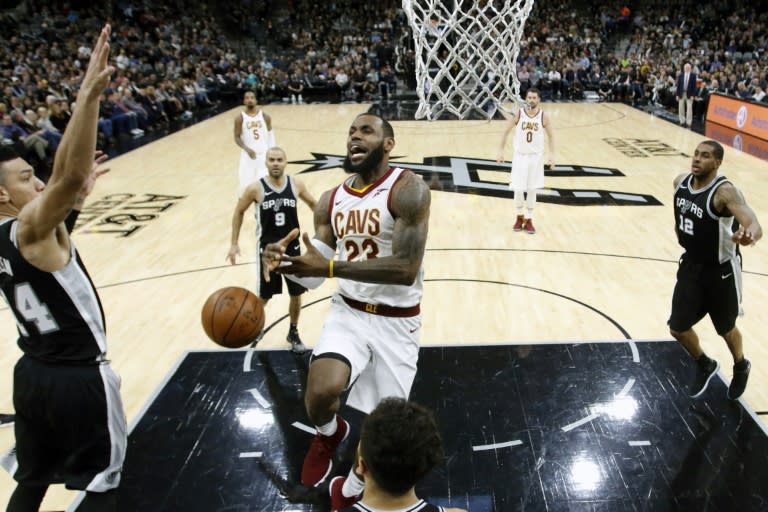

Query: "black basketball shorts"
left=11, top=355, right=127, bottom=491
left=668, top=256, right=742, bottom=335
left=259, top=240, right=307, bottom=301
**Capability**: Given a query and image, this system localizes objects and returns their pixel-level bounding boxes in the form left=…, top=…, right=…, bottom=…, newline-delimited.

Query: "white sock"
left=342, top=470, right=365, bottom=497
left=513, top=189, right=524, bottom=215
left=525, top=189, right=537, bottom=218
left=316, top=416, right=338, bottom=437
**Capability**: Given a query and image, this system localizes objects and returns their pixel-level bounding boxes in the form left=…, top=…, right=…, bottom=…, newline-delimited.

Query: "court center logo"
left=292, top=153, right=662, bottom=206
left=73, top=193, right=187, bottom=237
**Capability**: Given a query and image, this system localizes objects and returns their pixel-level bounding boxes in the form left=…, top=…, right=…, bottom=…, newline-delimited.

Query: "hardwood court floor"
left=0, top=102, right=766, bottom=509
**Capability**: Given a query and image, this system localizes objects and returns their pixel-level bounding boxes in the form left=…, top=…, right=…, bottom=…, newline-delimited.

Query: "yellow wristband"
left=328, top=258, right=334, bottom=278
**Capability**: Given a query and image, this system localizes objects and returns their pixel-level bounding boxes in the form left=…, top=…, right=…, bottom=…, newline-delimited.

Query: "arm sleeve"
left=282, top=237, right=335, bottom=289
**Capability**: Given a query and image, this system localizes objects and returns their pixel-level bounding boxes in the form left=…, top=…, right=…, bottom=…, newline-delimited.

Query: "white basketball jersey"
left=240, top=110, right=269, bottom=153
left=330, top=168, right=424, bottom=307
left=238, top=110, right=270, bottom=191
left=513, top=108, right=545, bottom=155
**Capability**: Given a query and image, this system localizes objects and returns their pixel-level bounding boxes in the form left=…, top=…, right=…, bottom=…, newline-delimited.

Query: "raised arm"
left=65, top=151, right=110, bottom=234
left=18, top=25, right=113, bottom=245
left=715, top=182, right=763, bottom=246
left=227, top=182, right=262, bottom=264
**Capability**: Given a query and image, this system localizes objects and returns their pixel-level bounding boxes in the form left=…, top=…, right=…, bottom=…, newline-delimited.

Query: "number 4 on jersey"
left=14, top=283, right=59, bottom=334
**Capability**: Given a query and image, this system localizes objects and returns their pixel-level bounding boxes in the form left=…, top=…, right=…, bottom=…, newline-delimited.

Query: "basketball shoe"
left=287, top=327, right=307, bottom=354
left=727, top=358, right=751, bottom=400
left=524, top=218, right=536, bottom=234
left=0, top=414, right=14, bottom=428
left=302, top=416, right=350, bottom=486
left=329, top=476, right=362, bottom=511
left=513, top=215, right=524, bottom=231
left=690, top=356, right=719, bottom=398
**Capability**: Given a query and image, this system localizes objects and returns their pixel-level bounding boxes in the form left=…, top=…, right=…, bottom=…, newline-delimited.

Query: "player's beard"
left=343, top=142, right=385, bottom=175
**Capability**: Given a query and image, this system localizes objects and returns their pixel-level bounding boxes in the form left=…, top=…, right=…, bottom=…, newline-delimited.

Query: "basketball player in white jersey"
left=496, top=88, right=555, bottom=234
left=0, top=26, right=126, bottom=511
left=233, top=90, right=275, bottom=194
left=261, top=113, right=430, bottom=510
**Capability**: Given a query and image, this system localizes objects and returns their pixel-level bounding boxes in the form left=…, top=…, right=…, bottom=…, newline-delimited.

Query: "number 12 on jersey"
left=678, top=215, right=694, bottom=235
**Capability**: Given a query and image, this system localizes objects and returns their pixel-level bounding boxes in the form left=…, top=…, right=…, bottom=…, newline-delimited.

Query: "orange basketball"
left=201, top=287, right=265, bottom=348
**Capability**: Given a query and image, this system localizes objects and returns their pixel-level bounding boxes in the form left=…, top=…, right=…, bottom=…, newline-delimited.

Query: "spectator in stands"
left=34, top=106, right=62, bottom=152
left=50, top=100, right=71, bottom=133
left=692, top=79, right=710, bottom=121
left=119, top=88, right=150, bottom=131
left=101, top=88, right=142, bottom=137
left=378, top=64, right=397, bottom=99
left=598, top=78, right=614, bottom=102
left=287, top=74, right=305, bottom=104
left=2, top=113, right=49, bottom=165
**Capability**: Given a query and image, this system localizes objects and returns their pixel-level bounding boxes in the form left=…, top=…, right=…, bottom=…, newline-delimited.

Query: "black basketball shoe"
left=727, top=358, right=751, bottom=400
left=690, top=356, right=719, bottom=398
left=0, top=414, right=14, bottom=428
left=287, top=328, right=307, bottom=354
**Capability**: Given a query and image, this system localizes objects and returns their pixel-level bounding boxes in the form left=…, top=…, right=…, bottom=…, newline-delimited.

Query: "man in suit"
left=692, top=77, right=710, bottom=121
left=676, top=62, right=697, bottom=127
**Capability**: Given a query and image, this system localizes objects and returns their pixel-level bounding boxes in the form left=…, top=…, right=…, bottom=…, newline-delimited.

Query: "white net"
left=402, top=0, right=534, bottom=120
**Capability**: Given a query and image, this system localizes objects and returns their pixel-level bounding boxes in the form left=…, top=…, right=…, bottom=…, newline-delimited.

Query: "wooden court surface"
left=1, top=102, right=767, bottom=509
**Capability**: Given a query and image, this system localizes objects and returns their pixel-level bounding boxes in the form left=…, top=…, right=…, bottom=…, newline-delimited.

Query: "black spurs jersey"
left=259, top=176, right=301, bottom=246
left=674, top=174, right=738, bottom=264
left=0, top=219, right=106, bottom=362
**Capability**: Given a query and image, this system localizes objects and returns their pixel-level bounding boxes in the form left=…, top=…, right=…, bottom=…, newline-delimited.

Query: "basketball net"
left=403, top=0, right=534, bottom=120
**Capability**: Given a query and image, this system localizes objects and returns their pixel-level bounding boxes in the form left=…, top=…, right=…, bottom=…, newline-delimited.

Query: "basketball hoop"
left=402, top=0, right=534, bottom=120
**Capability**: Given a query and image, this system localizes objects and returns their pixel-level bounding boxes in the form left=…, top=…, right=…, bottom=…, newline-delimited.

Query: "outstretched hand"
left=74, top=151, right=110, bottom=209
left=81, top=151, right=110, bottom=197
left=276, top=232, right=330, bottom=278
left=81, top=25, right=114, bottom=102
left=261, top=227, right=300, bottom=282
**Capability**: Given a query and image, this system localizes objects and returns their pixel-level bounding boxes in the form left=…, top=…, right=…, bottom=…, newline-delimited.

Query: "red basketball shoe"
left=513, top=215, right=525, bottom=231
left=329, top=476, right=362, bottom=511
left=524, top=218, right=536, bottom=234
left=301, top=416, right=350, bottom=486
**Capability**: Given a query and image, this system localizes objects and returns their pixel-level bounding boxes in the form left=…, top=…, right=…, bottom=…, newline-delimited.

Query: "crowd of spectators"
left=515, top=0, right=765, bottom=121
left=229, top=0, right=405, bottom=104
left=610, top=0, right=767, bottom=119
left=0, top=0, right=255, bottom=177
left=1, top=0, right=764, bottom=178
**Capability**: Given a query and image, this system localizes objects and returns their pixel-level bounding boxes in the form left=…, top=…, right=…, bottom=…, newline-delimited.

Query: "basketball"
left=201, top=287, right=265, bottom=348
